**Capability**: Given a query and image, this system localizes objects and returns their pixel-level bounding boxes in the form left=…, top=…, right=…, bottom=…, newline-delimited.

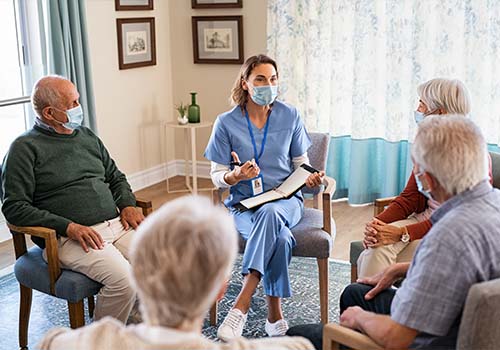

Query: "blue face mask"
left=415, top=172, right=433, bottom=200
left=55, top=105, right=84, bottom=130
left=250, top=85, right=279, bottom=106
left=414, top=111, right=425, bottom=124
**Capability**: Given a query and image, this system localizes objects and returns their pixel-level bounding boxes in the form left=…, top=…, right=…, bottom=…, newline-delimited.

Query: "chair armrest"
left=136, top=197, right=153, bottom=217
left=7, top=223, right=61, bottom=295
left=321, top=176, right=336, bottom=235
left=374, top=196, right=396, bottom=216
left=323, top=323, right=382, bottom=350
left=212, top=187, right=228, bottom=205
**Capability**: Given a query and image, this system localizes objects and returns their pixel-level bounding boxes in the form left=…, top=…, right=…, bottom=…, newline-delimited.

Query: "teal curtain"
left=47, top=0, right=97, bottom=131
left=326, top=136, right=413, bottom=204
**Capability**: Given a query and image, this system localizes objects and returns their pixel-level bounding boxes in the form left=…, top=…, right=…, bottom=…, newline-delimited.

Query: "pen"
left=230, top=161, right=253, bottom=167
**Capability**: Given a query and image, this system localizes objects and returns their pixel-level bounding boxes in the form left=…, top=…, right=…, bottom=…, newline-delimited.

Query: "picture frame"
left=116, top=18, right=156, bottom=70
left=192, top=16, right=244, bottom=64
left=115, top=0, right=153, bottom=11
left=191, top=0, right=242, bottom=9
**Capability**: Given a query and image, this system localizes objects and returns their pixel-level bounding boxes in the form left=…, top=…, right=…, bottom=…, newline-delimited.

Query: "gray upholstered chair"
left=349, top=151, right=500, bottom=283
left=323, top=278, right=500, bottom=350
left=209, top=132, right=336, bottom=325
left=0, top=164, right=153, bottom=350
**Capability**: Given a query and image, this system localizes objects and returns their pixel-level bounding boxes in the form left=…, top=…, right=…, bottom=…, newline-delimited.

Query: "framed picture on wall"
left=192, top=16, right=244, bottom=64
left=191, top=0, right=242, bottom=9
left=115, top=0, right=153, bottom=11
left=116, top=18, right=156, bottom=70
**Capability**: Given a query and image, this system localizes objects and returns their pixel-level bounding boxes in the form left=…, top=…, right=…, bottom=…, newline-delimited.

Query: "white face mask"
left=414, top=108, right=440, bottom=125
left=53, top=105, right=84, bottom=130
left=415, top=171, right=433, bottom=200
left=414, top=111, right=425, bottom=124
left=247, top=82, right=279, bottom=106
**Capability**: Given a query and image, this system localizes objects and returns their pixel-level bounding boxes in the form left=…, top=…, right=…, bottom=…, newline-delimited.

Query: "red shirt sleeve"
left=376, top=173, right=428, bottom=224
left=406, top=219, right=432, bottom=241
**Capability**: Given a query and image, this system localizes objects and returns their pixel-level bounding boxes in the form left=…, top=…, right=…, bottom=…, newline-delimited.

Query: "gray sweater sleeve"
left=1, top=140, right=72, bottom=237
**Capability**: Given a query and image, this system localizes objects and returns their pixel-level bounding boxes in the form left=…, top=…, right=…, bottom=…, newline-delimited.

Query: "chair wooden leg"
left=68, top=301, right=85, bottom=329
left=313, top=195, right=321, bottom=209
left=87, top=296, right=95, bottom=318
left=19, top=284, right=32, bottom=350
left=209, top=301, right=218, bottom=326
left=317, top=258, right=329, bottom=324
left=351, top=264, right=358, bottom=283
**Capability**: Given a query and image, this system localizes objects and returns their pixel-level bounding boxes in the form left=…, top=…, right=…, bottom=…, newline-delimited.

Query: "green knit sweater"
left=1, top=126, right=136, bottom=248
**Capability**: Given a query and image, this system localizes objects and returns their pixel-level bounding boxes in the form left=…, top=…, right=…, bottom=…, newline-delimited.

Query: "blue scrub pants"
left=232, top=196, right=303, bottom=298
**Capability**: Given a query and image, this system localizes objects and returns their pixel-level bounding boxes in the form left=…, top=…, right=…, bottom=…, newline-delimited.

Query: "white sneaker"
left=265, top=318, right=289, bottom=337
left=217, top=308, right=248, bottom=341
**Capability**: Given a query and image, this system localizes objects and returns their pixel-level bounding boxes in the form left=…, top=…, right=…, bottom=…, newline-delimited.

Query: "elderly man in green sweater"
left=1, top=75, right=144, bottom=323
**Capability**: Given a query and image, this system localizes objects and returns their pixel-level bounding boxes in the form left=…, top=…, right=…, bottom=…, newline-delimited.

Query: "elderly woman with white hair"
left=356, top=78, right=492, bottom=278
left=39, top=196, right=314, bottom=350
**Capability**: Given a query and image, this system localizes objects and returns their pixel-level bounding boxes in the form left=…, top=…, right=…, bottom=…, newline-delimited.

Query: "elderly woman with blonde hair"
left=39, top=195, right=313, bottom=350
left=357, top=78, right=492, bottom=278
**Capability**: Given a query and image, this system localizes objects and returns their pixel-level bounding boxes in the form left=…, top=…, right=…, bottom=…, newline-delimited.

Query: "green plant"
left=175, top=102, right=187, bottom=117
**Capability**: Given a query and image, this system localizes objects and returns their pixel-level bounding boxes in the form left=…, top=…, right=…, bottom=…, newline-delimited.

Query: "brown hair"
left=230, top=54, right=278, bottom=106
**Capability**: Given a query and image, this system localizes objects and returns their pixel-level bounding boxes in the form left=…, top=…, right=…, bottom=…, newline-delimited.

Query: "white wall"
left=85, top=0, right=268, bottom=175
left=169, top=0, right=268, bottom=160
left=86, top=0, right=175, bottom=175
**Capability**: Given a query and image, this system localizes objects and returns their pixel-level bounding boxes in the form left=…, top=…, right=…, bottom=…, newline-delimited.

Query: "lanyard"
left=244, top=107, right=271, bottom=166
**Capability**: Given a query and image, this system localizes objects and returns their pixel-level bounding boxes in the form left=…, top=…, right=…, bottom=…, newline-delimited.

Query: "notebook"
left=233, top=164, right=319, bottom=212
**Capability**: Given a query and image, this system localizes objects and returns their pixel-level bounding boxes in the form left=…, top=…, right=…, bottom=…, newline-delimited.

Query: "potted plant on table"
left=175, top=102, right=188, bottom=125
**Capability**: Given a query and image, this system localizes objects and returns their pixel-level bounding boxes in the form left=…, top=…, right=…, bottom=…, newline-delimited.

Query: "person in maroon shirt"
left=357, top=78, right=492, bottom=278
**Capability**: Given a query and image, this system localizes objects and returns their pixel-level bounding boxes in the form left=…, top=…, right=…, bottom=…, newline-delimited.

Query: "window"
left=0, top=0, right=47, bottom=236
left=0, top=0, right=47, bottom=159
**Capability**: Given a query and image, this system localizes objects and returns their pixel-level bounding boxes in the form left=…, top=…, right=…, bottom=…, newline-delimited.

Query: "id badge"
left=251, top=175, right=264, bottom=196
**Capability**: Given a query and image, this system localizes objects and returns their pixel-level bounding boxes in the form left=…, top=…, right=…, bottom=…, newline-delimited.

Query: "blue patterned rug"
left=0, top=257, right=350, bottom=349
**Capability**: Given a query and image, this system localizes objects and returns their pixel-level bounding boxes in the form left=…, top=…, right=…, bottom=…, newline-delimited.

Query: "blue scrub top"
left=204, top=100, right=312, bottom=208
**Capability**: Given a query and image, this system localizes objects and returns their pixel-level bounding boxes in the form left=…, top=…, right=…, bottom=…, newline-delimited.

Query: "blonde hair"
left=230, top=54, right=278, bottom=106
left=129, top=196, right=238, bottom=327
left=412, top=115, right=488, bottom=195
left=417, top=78, right=471, bottom=115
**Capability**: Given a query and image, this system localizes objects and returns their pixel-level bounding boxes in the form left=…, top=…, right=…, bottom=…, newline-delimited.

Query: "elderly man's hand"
left=305, top=171, right=325, bottom=188
left=66, top=223, right=104, bottom=253
left=120, top=206, right=144, bottom=230
left=357, top=263, right=408, bottom=300
left=340, top=306, right=364, bottom=330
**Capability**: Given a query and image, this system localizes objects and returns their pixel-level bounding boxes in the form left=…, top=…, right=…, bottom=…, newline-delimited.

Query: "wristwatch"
left=401, top=227, right=410, bottom=243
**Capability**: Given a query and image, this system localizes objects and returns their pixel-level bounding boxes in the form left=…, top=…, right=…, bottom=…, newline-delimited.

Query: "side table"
left=164, top=121, right=213, bottom=194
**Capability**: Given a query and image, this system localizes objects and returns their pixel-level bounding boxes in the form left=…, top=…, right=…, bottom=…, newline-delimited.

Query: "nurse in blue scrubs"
left=204, top=54, right=324, bottom=341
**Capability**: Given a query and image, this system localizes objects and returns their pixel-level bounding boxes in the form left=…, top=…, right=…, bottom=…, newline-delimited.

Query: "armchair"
left=209, top=133, right=336, bottom=325
left=323, top=278, right=500, bottom=350
left=7, top=198, right=152, bottom=350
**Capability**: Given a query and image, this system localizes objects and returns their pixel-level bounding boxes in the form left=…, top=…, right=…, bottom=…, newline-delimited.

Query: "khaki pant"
left=357, top=217, right=422, bottom=279
left=45, top=217, right=136, bottom=323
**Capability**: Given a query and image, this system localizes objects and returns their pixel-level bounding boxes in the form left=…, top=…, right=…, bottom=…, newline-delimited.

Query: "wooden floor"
left=0, top=176, right=372, bottom=270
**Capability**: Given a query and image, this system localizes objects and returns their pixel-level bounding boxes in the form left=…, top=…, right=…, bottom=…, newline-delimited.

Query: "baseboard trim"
left=127, top=160, right=211, bottom=192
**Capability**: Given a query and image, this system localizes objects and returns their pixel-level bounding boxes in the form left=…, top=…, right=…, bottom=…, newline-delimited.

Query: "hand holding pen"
left=228, top=151, right=260, bottom=183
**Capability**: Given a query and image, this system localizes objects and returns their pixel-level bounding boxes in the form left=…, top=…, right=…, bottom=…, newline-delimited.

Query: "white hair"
left=412, top=115, right=488, bottom=196
left=129, top=195, right=238, bottom=327
left=31, top=75, right=70, bottom=117
left=417, top=78, right=471, bottom=115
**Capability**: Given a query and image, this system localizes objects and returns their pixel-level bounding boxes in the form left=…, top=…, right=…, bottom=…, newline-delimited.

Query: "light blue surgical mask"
left=415, top=172, right=433, bottom=200
left=414, top=111, right=425, bottom=124
left=250, top=85, right=279, bottom=106
left=54, top=105, right=84, bottom=130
